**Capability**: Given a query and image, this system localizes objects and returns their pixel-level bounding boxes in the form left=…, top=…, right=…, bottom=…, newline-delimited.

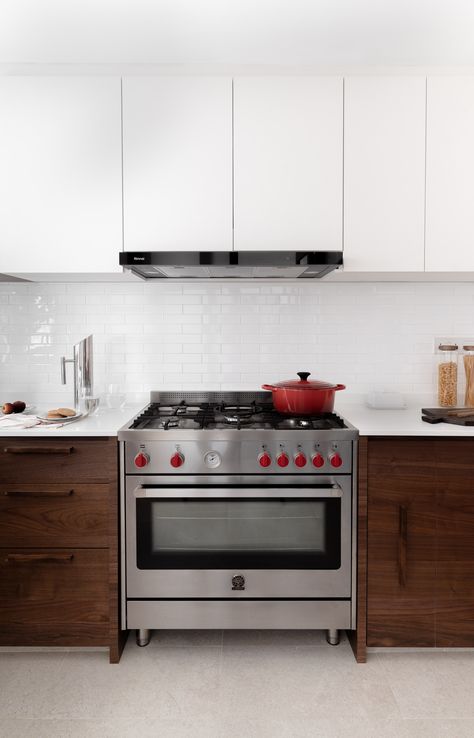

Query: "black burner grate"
left=130, top=400, right=348, bottom=431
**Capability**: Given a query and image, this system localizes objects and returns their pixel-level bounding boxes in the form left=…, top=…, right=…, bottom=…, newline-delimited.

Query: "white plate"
left=0, top=404, right=36, bottom=416
left=37, top=412, right=82, bottom=423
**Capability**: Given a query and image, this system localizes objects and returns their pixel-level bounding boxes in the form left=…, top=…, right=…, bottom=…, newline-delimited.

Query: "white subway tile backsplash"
left=1, top=281, right=474, bottom=405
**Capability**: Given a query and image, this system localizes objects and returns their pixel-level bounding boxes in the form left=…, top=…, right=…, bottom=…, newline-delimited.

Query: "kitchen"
left=2, top=1, right=474, bottom=736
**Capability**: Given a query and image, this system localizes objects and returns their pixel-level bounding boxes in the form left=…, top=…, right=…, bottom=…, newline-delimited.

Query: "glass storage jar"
left=462, top=345, right=474, bottom=407
left=437, top=343, right=458, bottom=407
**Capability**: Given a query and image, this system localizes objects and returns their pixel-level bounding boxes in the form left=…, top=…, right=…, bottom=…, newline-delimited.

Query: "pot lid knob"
left=297, top=372, right=311, bottom=382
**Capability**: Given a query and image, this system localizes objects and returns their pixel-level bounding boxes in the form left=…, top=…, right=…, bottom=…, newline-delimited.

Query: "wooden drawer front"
left=0, top=548, right=109, bottom=644
left=0, top=438, right=117, bottom=483
left=0, top=484, right=110, bottom=548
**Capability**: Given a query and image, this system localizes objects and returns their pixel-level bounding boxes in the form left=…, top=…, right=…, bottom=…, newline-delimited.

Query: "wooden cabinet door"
left=0, top=77, right=122, bottom=274
left=0, top=548, right=109, bottom=646
left=233, top=76, right=343, bottom=251
left=434, top=440, right=474, bottom=647
left=425, top=76, right=474, bottom=271
left=344, top=76, right=426, bottom=271
left=367, top=439, right=437, bottom=646
left=122, top=76, right=232, bottom=252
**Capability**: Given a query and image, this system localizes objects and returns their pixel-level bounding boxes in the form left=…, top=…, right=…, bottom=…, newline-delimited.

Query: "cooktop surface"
left=129, top=401, right=349, bottom=431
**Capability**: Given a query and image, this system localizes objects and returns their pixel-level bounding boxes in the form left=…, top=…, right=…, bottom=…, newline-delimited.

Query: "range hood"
left=119, top=251, right=343, bottom=280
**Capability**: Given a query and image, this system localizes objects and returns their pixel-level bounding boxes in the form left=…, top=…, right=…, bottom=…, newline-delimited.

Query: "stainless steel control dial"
left=204, top=451, right=222, bottom=469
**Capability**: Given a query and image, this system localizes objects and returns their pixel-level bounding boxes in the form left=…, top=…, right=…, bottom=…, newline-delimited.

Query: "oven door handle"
left=133, top=484, right=343, bottom=499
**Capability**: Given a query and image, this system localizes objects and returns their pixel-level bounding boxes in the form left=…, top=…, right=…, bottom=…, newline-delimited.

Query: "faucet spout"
left=60, top=335, right=94, bottom=410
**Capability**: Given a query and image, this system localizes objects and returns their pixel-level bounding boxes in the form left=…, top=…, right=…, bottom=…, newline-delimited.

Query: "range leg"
left=326, top=629, right=340, bottom=646
left=136, top=629, right=151, bottom=647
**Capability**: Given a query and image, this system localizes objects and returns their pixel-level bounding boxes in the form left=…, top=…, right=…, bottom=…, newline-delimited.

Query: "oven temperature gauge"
left=204, top=451, right=222, bottom=469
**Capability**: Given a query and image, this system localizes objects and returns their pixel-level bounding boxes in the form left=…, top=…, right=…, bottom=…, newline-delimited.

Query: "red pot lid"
left=268, top=372, right=337, bottom=390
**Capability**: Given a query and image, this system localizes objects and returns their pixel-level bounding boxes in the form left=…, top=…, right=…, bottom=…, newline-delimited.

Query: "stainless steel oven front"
left=125, top=474, right=353, bottom=600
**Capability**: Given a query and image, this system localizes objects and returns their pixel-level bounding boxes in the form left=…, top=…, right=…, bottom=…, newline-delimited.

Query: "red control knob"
left=294, top=452, right=307, bottom=468
left=329, top=452, right=343, bottom=468
left=312, top=453, right=325, bottom=468
left=258, top=452, right=272, bottom=468
left=277, top=452, right=289, bottom=468
left=170, top=451, right=185, bottom=468
left=134, top=452, right=149, bottom=468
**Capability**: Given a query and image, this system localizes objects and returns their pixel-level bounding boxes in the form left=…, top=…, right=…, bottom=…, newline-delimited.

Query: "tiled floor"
left=1, top=631, right=474, bottom=737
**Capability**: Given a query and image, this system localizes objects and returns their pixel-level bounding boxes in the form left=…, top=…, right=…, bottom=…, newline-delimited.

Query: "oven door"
left=125, top=475, right=353, bottom=599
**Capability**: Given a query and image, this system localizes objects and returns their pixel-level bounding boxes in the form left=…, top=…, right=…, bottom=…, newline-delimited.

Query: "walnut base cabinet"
left=366, top=437, right=474, bottom=649
left=0, top=437, right=126, bottom=663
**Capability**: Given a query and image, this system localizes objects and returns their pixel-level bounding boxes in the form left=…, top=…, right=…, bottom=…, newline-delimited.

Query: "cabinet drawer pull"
left=398, top=505, right=408, bottom=587
left=3, top=446, right=74, bottom=455
left=3, top=489, right=74, bottom=498
left=5, top=553, right=74, bottom=564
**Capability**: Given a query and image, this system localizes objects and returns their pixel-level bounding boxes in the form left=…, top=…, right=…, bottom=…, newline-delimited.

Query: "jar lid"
left=439, top=344, right=458, bottom=351
left=463, top=345, right=474, bottom=351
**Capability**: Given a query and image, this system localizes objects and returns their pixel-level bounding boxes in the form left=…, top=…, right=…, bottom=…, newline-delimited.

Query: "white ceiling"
left=1, top=0, right=474, bottom=66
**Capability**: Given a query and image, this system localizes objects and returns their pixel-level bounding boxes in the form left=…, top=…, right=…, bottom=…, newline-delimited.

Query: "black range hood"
left=119, top=251, right=343, bottom=279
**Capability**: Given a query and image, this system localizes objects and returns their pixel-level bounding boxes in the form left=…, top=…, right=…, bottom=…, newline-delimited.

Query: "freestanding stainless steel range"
left=119, top=392, right=358, bottom=647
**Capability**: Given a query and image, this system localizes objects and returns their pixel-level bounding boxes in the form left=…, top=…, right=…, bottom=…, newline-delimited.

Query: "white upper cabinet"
left=343, top=76, right=426, bottom=272
left=233, top=76, right=343, bottom=251
left=425, top=77, right=474, bottom=271
left=0, top=77, right=122, bottom=273
left=122, top=77, right=232, bottom=252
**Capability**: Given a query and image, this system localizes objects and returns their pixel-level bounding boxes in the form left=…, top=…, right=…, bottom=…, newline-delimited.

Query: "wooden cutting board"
left=421, top=407, right=474, bottom=426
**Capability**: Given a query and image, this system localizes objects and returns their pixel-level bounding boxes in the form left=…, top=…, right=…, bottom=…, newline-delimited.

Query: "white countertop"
left=338, top=399, right=474, bottom=436
left=1, top=398, right=474, bottom=437
left=0, top=406, right=142, bottom=437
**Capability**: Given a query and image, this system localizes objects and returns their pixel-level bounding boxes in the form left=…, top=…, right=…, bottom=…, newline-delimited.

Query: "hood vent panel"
left=119, top=251, right=343, bottom=280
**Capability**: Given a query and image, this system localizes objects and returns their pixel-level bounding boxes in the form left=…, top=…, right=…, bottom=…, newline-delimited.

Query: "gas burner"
left=130, top=402, right=206, bottom=430
left=207, top=419, right=273, bottom=430
left=156, top=405, right=202, bottom=416
left=212, top=411, right=266, bottom=424
left=141, top=417, right=201, bottom=430
left=206, top=411, right=272, bottom=430
left=277, top=416, right=347, bottom=430
left=277, top=418, right=313, bottom=430
left=217, top=402, right=264, bottom=415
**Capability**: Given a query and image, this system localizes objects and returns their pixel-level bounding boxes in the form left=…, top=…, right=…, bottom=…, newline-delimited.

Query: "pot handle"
left=261, top=384, right=275, bottom=391
left=297, top=372, right=311, bottom=381
left=335, top=384, right=346, bottom=391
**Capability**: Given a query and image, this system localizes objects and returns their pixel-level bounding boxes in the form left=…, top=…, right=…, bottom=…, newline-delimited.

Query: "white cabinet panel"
left=344, top=76, right=426, bottom=272
left=0, top=77, right=122, bottom=273
left=233, top=77, right=343, bottom=251
left=426, top=77, right=474, bottom=271
left=122, top=77, right=232, bottom=252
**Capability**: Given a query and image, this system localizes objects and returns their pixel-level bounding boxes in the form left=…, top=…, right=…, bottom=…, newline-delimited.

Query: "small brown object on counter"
left=12, top=401, right=26, bottom=413
left=46, top=408, right=76, bottom=419
left=463, top=346, right=474, bottom=407
left=438, top=361, right=457, bottom=406
left=57, top=408, right=76, bottom=417
left=2, top=403, right=14, bottom=415
left=437, top=344, right=458, bottom=407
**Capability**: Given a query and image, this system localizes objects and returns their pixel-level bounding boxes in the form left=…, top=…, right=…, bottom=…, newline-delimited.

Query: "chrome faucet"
left=60, top=335, right=93, bottom=410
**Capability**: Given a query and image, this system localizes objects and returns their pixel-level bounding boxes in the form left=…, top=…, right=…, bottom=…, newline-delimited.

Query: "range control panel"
left=125, top=439, right=353, bottom=475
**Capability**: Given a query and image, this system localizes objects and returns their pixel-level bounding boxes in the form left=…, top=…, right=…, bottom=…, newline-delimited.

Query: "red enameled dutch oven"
left=262, top=372, right=346, bottom=415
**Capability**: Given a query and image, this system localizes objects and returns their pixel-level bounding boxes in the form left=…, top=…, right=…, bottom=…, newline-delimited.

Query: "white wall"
left=2, top=0, right=474, bottom=66
left=0, top=281, right=473, bottom=407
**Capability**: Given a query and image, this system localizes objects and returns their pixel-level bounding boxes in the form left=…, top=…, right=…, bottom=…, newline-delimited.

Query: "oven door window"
left=136, top=497, right=341, bottom=570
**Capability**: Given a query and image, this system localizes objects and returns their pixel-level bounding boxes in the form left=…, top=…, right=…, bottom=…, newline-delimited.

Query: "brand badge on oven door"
left=232, top=574, right=245, bottom=591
